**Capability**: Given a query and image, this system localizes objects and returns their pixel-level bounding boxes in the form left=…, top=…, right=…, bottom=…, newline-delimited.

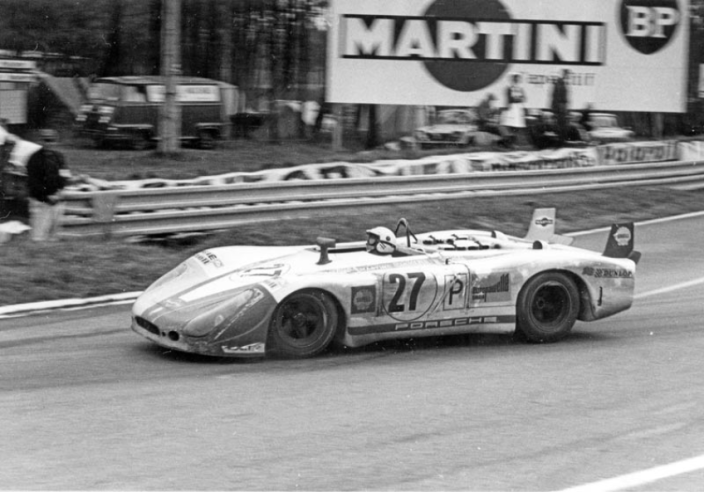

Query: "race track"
left=1, top=214, right=704, bottom=491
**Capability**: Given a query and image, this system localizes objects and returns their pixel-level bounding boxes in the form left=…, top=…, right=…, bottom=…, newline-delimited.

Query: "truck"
left=75, top=76, right=239, bottom=150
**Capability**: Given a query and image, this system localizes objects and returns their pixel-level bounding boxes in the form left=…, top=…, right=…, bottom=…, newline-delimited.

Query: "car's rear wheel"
left=516, top=272, right=579, bottom=343
left=268, top=290, right=338, bottom=358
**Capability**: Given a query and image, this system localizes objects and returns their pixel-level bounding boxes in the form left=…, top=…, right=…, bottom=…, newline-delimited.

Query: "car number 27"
left=382, top=271, right=438, bottom=321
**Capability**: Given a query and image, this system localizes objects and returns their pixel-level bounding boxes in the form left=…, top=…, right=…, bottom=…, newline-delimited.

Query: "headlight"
left=182, top=288, right=265, bottom=337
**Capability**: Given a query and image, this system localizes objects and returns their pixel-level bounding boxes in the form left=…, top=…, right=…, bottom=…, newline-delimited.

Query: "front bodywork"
left=131, top=229, right=636, bottom=358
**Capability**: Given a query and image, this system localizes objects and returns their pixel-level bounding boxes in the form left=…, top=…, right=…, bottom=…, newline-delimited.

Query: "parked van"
left=76, top=76, right=239, bottom=149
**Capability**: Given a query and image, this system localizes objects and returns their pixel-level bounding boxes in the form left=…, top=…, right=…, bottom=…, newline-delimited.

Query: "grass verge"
left=1, top=185, right=702, bottom=306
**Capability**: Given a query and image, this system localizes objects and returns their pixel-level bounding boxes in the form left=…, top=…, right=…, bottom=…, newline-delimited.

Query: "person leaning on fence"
left=26, top=131, right=74, bottom=242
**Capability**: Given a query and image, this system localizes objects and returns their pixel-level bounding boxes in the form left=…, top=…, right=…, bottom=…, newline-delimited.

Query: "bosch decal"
left=341, top=0, right=606, bottom=92
left=351, top=286, right=377, bottom=315
left=472, top=273, right=511, bottom=303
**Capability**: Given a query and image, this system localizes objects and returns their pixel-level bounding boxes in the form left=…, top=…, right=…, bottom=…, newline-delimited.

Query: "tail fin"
left=524, top=208, right=575, bottom=246
left=603, top=223, right=640, bottom=263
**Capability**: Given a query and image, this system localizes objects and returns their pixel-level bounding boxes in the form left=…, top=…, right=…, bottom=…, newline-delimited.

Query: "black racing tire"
left=268, top=290, right=339, bottom=358
left=516, top=272, right=580, bottom=343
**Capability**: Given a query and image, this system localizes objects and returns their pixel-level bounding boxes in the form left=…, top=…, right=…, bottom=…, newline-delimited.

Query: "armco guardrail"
left=60, top=160, right=704, bottom=236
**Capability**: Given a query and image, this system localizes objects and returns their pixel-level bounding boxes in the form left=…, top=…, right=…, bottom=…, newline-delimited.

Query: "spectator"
left=579, top=103, right=594, bottom=132
left=550, top=69, right=571, bottom=145
left=26, top=131, right=73, bottom=242
left=476, top=93, right=501, bottom=135
left=500, top=73, right=527, bottom=148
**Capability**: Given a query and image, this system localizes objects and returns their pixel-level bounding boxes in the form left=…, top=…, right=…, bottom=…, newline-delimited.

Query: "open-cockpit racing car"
left=131, top=209, right=640, bottom=358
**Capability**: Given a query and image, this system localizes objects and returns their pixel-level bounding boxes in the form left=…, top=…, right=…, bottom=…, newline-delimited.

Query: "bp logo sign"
left=341, top=0, right=606, bottom=93
left=619, top=0, right=681, bottom=54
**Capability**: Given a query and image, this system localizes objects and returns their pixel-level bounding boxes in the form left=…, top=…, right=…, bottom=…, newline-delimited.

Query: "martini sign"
left=327, top=0, right=689, bottom=112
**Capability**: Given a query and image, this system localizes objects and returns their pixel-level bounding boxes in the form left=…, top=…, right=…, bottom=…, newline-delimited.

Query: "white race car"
left=587, top=113, right=635, bottom=143
left=413, top=109, right=479, bottom=148
left=131, top=209, right=639, bottom=358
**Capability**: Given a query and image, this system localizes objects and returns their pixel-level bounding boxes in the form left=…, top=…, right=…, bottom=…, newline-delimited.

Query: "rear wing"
left=524, top=208, right=575, bottom=246
left=603, top=223, right=641, bottom=264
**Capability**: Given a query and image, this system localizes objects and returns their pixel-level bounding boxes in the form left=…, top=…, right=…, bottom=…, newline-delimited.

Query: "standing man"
left=26, top=131, right=72, bottom=241
left=550, top=69, right=571, bottom=146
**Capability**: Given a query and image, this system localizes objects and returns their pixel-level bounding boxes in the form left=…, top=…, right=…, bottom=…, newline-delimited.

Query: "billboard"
left=327, top=0, right=689, bottom=112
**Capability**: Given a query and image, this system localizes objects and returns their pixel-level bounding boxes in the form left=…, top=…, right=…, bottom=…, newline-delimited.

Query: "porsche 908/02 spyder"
left=131, top=209, right=640, bottom=358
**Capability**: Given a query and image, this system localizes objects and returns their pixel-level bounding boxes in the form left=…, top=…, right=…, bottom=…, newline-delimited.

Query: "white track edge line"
left=554, top=453, right=704, bottom=492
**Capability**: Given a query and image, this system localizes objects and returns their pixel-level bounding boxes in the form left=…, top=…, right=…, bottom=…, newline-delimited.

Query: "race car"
left=412, top=109, right=478, bottom=148
left=585, top=113, right=635, bottom=143
left=131, top=209, right=640, bottom=358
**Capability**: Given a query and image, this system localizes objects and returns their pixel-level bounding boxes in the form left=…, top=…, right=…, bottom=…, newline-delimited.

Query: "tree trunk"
left=101, top=0, right=124, bottom=76
left=159, top=0, right=182, bottom=154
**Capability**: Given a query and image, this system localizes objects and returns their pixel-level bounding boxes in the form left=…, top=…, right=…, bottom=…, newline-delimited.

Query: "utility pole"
left=159, top=0, right=182, bottom=154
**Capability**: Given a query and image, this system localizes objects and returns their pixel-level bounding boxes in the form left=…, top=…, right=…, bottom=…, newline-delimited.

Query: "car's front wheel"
left=516, top=272, right=580, bottom=343
left=268, top=290, right=339, bottom=358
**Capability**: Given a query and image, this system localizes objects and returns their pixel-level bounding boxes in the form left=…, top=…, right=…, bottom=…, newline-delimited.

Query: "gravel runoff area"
left=1, top=184, right=703, bottom=307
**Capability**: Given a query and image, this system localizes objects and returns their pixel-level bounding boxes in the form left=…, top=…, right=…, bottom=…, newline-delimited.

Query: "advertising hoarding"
left=327, top=0, right=689, bottom=112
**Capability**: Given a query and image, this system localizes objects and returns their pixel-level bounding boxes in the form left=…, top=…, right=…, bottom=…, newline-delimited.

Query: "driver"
left=366, top=227, right=397, bottom=255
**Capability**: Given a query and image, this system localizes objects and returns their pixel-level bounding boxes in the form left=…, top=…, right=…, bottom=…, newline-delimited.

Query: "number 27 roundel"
left=381, top=271, right=438, bottom=321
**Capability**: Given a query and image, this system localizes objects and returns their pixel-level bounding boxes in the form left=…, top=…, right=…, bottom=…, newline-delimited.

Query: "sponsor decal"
left=195, top=250, right=223, bottom=268
left=619, top=0, right=681, bottom=55
left=240, top=263, right=289, bottom=277
left=534, top=217, right=554, bottom=227
left=598, top=141, right=678, bottom=165
left=351, top=286, right=377, bottom=315
left=382, top=271, right=438, bottom=321
left=221, top=343, right=265, bottom=354
left=472, top=273, right=511, bottom=303
left=613, top=226, right=632, bottom=247
left=341, top=0, right=606, bottom=92
left=348, top=315, right=516, bottom=336
left=261, top=278, right=286, bottom=292
left=582, top=267, right=633, bottom=279
left=444, top=273, right=469, bottom=311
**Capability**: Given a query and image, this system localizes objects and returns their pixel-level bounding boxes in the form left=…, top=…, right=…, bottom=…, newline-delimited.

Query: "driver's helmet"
left=366, top=227, right=396, bottom=255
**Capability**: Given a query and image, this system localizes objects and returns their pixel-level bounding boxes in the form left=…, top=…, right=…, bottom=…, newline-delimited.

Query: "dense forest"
left=0, top=0, right=328, bottom=103
left=1, top=0, right=704, bottom=138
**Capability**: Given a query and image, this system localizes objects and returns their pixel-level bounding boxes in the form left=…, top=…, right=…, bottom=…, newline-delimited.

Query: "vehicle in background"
left=584, top=113, right=634, bottom=143
left=412, top=109, right=478, bottom=149
left=75, top=76, right=239, bottom=150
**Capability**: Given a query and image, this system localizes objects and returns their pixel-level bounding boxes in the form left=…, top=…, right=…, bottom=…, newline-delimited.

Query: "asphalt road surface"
left=1, top=213, right=704, bottom=491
